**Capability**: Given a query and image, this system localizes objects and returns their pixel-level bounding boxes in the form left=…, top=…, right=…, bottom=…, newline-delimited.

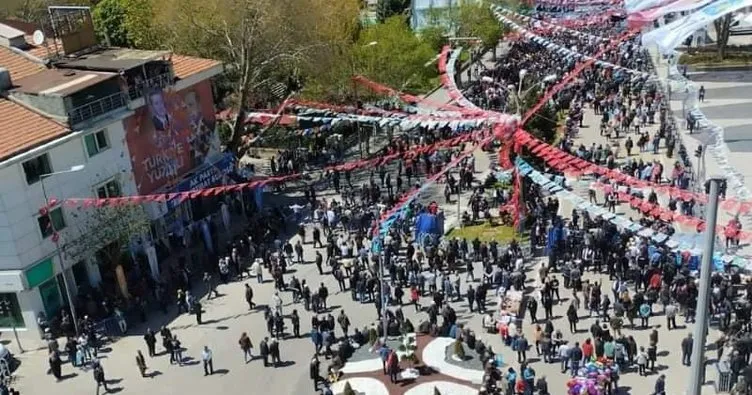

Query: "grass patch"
left=446, top=222, right=523, bottom=243
left=679, top=51, right=752, bottom=66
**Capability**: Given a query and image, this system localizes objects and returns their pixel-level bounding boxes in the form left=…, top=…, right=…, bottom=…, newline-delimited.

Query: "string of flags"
left=46, top=128, right=487, bottom=211
left=244, top=110, right=494, bottom=132
left=491, top=9, right=655, bottom=80
left=491, top=5, right=608, bottom=41
left=517, top=157, right=670, bottom=242
left=668, top=64, right=752, bottom=207
left=533, top=0, right=623, bottom=6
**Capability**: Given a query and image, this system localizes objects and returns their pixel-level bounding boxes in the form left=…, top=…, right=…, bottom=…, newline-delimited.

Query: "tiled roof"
left=171, top=54, right=222, bottom=80
left=0, top=99, right=69, bottom=162
left=0, top=46, right=46, bottom=81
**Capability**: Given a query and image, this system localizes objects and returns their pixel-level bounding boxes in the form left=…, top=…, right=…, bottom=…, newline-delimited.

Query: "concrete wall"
left=0, top=113, right=137, bottom=273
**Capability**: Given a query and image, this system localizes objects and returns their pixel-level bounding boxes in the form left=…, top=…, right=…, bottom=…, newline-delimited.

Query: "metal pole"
left=457, top=188, right=462, bottom=229
left=687, top=177, right=722, bottom=395
left=40, top=176, right=80, bottom=336
left=379, top=253, right=388, bottom=341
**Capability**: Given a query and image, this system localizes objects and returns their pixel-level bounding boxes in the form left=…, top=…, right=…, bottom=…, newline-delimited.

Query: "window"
left=84, top=130, right=109, bottom=157
left=37, top=207, right=66, bottom=238
left=96, top=179, right=121, bottom=199
left=22, top=154, right=52, bottom=184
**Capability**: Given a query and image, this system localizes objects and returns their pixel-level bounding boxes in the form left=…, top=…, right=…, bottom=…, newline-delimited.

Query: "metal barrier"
left=715, top=360, right=732, bottom=393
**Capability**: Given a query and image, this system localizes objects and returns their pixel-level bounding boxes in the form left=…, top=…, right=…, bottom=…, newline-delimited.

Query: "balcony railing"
left=127, top=72, right=175, bottom=101
left=68, top=91, right=127, bottom=125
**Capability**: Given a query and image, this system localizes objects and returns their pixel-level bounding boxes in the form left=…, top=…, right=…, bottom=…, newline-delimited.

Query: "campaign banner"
left=628, top=0, right=715, bottom=25
left=642, top=0, right=750, bottom=52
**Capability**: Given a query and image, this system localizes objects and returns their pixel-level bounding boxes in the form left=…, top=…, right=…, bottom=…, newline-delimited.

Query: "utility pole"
left=687, top=177, right=723, bottom=395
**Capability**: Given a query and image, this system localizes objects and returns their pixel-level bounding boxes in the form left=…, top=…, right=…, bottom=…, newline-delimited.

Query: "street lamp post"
left=39, top=164, right=85, bottom=336
left=687, top=177, right=723, bottom=395
left=517, top=69, right=527, bottom=97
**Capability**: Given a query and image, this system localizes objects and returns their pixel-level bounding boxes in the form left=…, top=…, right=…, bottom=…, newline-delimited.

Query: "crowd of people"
left=30, top=4, right=752, bottom=395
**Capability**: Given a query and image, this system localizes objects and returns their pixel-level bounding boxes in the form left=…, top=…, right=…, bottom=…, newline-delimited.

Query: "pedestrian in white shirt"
left=202, top=345, right=213, bottom=376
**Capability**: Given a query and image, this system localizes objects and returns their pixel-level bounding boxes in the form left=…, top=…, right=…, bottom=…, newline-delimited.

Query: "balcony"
left=67, top=91, right=128, bottom=125
left=127, top=72, right=175, bottom=101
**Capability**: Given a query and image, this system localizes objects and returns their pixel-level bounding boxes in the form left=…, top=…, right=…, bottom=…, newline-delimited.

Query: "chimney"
left=0, top=23, right=27, bottom=49
left=0, top=67, right=11, bottom=92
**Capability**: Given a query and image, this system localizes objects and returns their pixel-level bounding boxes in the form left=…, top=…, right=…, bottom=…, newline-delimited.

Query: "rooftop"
left=12, top=68, right=116, bottom=96
left=54, top=47, right=171, bottom=72
left=0, top=99, right=69, bottom=162
left=171, top=54, right=222, bottom=80
left=0, top=46, right=46, bottom=81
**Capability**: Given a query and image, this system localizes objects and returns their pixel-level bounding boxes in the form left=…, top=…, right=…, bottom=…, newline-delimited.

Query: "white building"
left=0, top=20, right=223, bottom=340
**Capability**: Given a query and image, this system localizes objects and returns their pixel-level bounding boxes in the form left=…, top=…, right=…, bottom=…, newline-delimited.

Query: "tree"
left=151, top=0, right=361, bottom=155
left=434, top=387, right=442, bottom=395
left=376, top=0, right=410, bottom=23
left=455, top=2, right=503, bottom=50
left=62, top=205, right=150, bottom=299
left=714, top=13, right=733, bottom=61
left=92, top=0, right=129, bottom=46
left=154, top=0, right=316, bottom=157
left=355, top=16, right=438, bottom=93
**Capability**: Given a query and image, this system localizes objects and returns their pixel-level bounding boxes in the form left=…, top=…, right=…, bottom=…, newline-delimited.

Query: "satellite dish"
left=32, top=30, right=45, bottom=46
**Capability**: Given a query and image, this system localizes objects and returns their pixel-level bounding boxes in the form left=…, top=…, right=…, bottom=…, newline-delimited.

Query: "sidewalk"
left=652, top=48, right=752, bottom=258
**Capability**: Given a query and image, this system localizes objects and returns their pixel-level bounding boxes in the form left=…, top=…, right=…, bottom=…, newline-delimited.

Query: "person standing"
left=258, top=337, right=270, bottom=367
left=569, top=342, right=583, bottom=377
left=528, top=297, right=538, bottom=323
left=143, top=329, right=157, bottom=357
left=291, top=310, right=301, bottom=338
left=48, top=351, right=62, bottom=381
left=93, top=360, right=108, bottom=395
left=515, top=334, right=529, bottom=363
left=310, top=355, right=321, bottom=391
left=171, top=336, right=183, bottom=366
left=665, top=303, right=677, bottom=330
left=387, top=349, right=400, bottom=383
left=269, top=338, right=281, bottom=367
left=681, top=333, right=693, bottom=366
left=654, top=374, right=666, bottom=395
left=245, top=284, right=256, bottom=309
left=194, top=301, right=203, bottom=325
left=337, top=310, right=350, bottom=338
left=202, top=346, right=214, bottom=376
left=239, top=333, right=253, bottom=363
left=699, top=85, right=705, bottom=102
left=136, top=350, right=147, bottom=377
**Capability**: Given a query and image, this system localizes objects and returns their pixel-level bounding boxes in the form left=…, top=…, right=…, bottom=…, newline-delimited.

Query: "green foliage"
left=453, top=339, right=466, bottom=359
left=418, top=1, right=505, bottom=50
left=355, top=16, right=438, bottom=94
left=455, top=2, right=503, bottom=49
left=525, top=102, right=558, bottom=145
left=63, top=205, right=151, bottom=265
left=92, top=0, right=129, bottom=47
left=376, top=0, right=410, bottom=23
left=434, top=387, right=442, bottom=395
left=342, top=381, right=356, bottom=395
left=122, top=0, right=161, bottom=49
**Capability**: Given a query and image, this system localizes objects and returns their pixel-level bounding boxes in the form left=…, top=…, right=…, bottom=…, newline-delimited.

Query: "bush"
left=343, top=381, right=356, bottom=395
left=453, top=339, right=466, bottom=359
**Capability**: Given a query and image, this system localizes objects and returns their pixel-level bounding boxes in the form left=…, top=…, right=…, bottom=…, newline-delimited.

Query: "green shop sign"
left=25, top=258, right=54, bottom=289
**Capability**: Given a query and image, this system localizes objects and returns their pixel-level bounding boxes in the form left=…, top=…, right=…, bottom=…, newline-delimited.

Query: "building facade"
left=0, top=18, right=223, bottom=339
